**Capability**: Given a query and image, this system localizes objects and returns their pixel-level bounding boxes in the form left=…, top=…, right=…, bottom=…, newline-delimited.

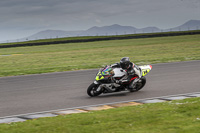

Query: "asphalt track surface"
left=0, top=60, right=200, bottom=117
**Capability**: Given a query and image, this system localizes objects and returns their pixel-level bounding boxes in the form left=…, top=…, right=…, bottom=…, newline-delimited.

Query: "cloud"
left=0, top=0, right=200, bottom=41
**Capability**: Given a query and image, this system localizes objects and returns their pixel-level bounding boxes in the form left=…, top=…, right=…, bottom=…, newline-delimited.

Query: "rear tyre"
left=87, top=83, right=102, bottom=97
left=129, top=77, right=146, bottom=92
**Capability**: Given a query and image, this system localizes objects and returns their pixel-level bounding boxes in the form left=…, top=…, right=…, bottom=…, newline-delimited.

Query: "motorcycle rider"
left=111, top=57, right=142, bottom=89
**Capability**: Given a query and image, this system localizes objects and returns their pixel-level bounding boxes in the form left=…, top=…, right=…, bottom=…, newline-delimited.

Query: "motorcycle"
left=87, top=65, right=152, bottom=97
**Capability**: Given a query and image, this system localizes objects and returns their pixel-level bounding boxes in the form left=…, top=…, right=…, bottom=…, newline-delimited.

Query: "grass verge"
left=0, top=97, right=200, bottom=133
left=0, top=34, right=200, bottom=77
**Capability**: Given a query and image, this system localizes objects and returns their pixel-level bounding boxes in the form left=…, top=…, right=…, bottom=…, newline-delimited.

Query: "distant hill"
left=169, top=20, right=200, bottom=31
left=26, top=30, right=82, bottom=40
left=11, top=20, right=200, bottom=42
left=25, top=24, right=161, bottom=40
left=82, top=24, right=138, bottom=35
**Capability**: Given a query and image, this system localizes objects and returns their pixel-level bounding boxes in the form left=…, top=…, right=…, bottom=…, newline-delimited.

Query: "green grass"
left=0, top=36, right=111, bottom=46
left=0, top=97, right=200, bottom=133
left=0, top=34, right=200, bottom=77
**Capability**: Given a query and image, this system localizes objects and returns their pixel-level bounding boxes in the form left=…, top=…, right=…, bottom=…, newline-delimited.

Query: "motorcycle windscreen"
left=95, top=66, right=113, bottom=81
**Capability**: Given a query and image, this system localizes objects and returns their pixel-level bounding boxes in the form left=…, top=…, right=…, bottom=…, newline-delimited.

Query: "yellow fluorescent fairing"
left=96, top=72, right=104, bottom=81
left=142, top=69, right=151, bottom=76
left=139, top=65, right=152, bottom=76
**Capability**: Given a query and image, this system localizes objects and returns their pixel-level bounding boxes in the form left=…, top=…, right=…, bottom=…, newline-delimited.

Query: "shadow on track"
left=85, top=91, right=143, bottom=99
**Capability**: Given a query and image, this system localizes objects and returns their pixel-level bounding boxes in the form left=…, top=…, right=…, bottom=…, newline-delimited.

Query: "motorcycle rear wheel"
left=129, top=77, right=146, bottom=92
left=87, top=83, right=102, bottom=97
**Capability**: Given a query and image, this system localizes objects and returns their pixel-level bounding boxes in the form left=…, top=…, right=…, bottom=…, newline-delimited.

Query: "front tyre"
left=87, top=83, right=102, bottom=97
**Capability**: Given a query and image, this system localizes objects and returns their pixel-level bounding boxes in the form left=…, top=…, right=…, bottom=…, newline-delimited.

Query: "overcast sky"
left=0, top=0, right=200, bottom=42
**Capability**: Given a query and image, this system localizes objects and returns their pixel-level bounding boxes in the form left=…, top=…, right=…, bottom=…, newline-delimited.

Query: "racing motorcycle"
left=87, top=65, right=152, bottom=97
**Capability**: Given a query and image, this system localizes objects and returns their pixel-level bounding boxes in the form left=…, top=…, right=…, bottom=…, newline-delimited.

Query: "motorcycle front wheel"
left=87, top=83, right=102, bottom=97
